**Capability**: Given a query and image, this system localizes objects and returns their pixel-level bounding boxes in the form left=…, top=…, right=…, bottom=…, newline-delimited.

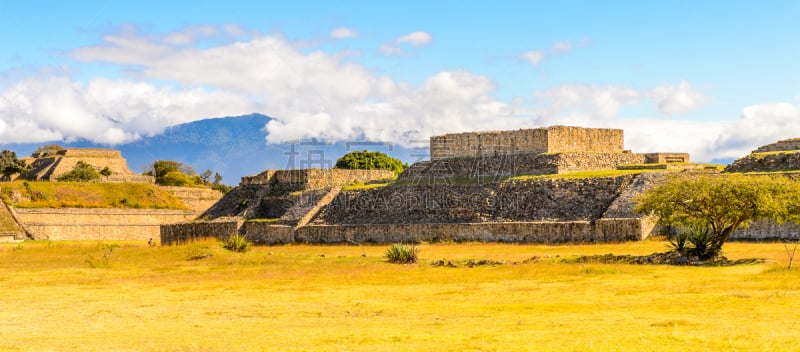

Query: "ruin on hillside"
left=725, top=138, right=800, bottom=173
left=22, top=148, right=153, bottom=183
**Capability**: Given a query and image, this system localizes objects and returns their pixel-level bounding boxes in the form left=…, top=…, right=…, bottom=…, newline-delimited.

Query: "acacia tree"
left=635, top=173, right=800, bottom=259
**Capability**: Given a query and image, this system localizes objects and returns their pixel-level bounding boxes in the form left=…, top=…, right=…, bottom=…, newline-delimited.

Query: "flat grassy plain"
left=1, top=240, right=799, bottom=351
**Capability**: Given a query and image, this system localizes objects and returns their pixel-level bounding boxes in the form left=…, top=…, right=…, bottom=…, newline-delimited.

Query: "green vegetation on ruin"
left=335, top=150, right=408, bottom=175
left=751, top=150, right=800, bottom=158
left=617, top=162, right=724, bottom=171
left=510, top=169, right=656, bottom=180
left=341, top=181, right=394, bottom=191
left=0, top=181, right=190, bottom=209
left=244, top=217, right=280, bottom=223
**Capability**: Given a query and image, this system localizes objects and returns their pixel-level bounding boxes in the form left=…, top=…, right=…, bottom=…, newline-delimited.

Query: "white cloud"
left=522, top=51, right=545, bottom=65
left=396, top=31, right=432, bottom=46
left=380, top=44, right=403, bottom=56
left=61, top=27, right=525, bottom=145
left=163, top=25, right=218, bottom=45
left=535, top=85, right=641, bottom=119
left=624, top=102, right=800, bottom=162
left=650, top=81, right=707, bottom=115
left=710, top=102, right=800, bottom=159
left=9, top=24, right=793, bottom=166
left=379, top=31, right=433, bottom=56
left=521, top=39, right=590, bottom=66
left=330, top=27, right=357, bottom=39
left=534, top=82, right=708, bottom=121
left=0, top=76, right=255, bottom=144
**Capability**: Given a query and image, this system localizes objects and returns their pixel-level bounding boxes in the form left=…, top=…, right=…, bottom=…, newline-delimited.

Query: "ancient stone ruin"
left=401, top=126, right=689, bottom=180
left=23, top=148, right=154, bottom=183
left=725, top=138, right=800, bottom=173
left=162, top=125, right=695, bottom=245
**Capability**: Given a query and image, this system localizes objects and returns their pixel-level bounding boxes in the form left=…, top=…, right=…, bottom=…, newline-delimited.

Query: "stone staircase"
left=0, top=231, right=21, bottom=242
left=601, top=172, right=666, bottom=219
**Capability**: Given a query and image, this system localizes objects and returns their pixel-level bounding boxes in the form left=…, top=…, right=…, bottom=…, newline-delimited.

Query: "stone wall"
left=730, top=219, right=800, bottom=241
left=555, top=152, right=645, bottom=173
left=399, top=152, right=646, bottom=180
left=297, top=219, right=647, bottom=243
left=546, top=126, right=624, bottom=154
left=159, top=186, right=223, bottom=213
left=161, top=218, right=651, bottom=245
left=313, top=175, right=637, bottom=225
left=16, top=208, right=196, bottom=241
left=241, top=223, right=294, bottom=244
left=161, top=221, right=238, bottom=245
left=430, top=129, right=550, bottom=160
left=57, top=149, right=122, bottom=158
left=754, top=139, right=800, bottom=153
left=241, top=169, right=395, bottom=191
left=429, top=126, right=624, bottom=160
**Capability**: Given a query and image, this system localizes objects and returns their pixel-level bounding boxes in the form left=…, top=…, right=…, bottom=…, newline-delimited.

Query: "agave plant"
left=385, top=243, right=418, bottom=264
left=222, top=233, right=251, bottom=253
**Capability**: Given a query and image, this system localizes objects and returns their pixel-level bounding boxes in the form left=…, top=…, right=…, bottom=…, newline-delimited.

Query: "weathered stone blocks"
left=430, top=126, right=624, bottom=160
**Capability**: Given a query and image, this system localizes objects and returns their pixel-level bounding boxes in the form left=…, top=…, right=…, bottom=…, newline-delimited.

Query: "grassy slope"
left=0, top=240, right=798, bottom=351
left=0, top=203, right=19, bottom=232
left=0, top=181, right=189, bottom=209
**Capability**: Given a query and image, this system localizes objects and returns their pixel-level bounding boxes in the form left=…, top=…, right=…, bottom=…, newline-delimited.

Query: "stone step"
left=0, top=232, right=21, bottom=242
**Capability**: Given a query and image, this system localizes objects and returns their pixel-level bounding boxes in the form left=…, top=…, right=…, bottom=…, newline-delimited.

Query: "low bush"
left=222, top=233, right=251, bottom=253
left=385, top=243, right=418, bottom=264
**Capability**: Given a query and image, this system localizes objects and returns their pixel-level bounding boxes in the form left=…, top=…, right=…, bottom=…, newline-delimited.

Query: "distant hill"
left=0, top=114, right=421, bottom=185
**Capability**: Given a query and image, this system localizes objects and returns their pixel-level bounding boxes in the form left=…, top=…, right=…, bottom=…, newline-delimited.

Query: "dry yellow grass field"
left=1, top=240, right=799, bottom=351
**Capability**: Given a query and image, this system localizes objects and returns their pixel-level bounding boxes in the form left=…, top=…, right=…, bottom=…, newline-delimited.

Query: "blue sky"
left=1, top=0, right=798, bottom=161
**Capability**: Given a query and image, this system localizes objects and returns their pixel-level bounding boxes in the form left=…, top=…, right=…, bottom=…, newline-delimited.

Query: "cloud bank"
left=0, top=24, right=798, bottom=163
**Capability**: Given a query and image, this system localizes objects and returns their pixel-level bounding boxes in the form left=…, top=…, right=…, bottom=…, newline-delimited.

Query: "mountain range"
left=0, top=114, right=419, bottom=185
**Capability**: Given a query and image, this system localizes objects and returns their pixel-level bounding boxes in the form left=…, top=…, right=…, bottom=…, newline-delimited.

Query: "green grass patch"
left=341, top=182, right=393, bottom=191
left=752, top=150, right=800, bottom=158
left=511, top=169, right=659, bottom=180
left=244, top=218, right=280, bottom=223
left=0, top=181, right=189, bottom=209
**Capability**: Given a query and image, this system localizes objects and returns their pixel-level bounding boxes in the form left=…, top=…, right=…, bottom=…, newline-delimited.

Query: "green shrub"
left=57, top=161, right=100, bottom=182
left=211, top=183, right=233, bottom=193
left=335, top=150, right=407, bottom=175
left=385, top=243, right=418, bottom=264
left=222, top=233, right=251, bottom=253
left=100, top=167, right=112, bottom=177
left=159, top=171, right=196, bottom=186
